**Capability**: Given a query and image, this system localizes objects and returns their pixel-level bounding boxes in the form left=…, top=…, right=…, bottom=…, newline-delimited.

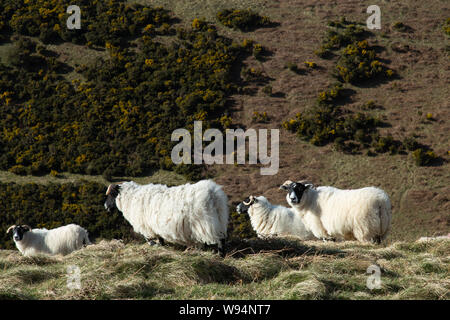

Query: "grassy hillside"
left=0, top=239, right=448, bottom=300
left=0, top=0, right=448, bottom=301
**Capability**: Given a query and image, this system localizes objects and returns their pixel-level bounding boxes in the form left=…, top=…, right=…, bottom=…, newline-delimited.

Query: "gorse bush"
left=315, top=18, right=393, bottom=84
left=0, top=181, right=134, bottom=249
left=444, top=18, right=450, bottom=36
left=412, top=148, right=438, bottom=166
left=227, top=210, right=256, bottom=240
left=252, top=111, right=269, bottom=123
left=5, top=0, right=173, bottom=45
left=335, top=40, right=392, bottom=83
left=287, top=17, right=438, bottom=164
left=283, top=85, right=382, bottom=149
left=217, top=9, right=272, bottom=32
left=314, top=18, right=367, bottom=58
left=0, top=2, right=258, bottom=179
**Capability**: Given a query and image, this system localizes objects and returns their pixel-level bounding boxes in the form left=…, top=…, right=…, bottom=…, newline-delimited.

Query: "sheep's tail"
left=376, top=198, right=391, bottom=244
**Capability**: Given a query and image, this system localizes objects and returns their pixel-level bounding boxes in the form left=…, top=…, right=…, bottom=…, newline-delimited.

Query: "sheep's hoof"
left=147, top=240, right=158, bottom=246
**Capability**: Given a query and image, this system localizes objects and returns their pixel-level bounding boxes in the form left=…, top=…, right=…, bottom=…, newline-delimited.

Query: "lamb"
left=6, top=224, right=91, bottom=257
left=104, top=180, right=229, bottom=255
left=236, top=195, right=316, bottom=240
left=280, top=180, right=391, bottom=243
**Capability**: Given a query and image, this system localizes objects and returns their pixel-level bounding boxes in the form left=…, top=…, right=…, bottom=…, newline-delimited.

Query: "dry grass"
left=0, top=238, right=448, bottom=300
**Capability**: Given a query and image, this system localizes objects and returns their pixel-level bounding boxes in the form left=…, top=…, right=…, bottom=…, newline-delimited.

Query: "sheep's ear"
left=304, top=183, right=315, bottom=190
left=280, top=180, right=293, bottom=191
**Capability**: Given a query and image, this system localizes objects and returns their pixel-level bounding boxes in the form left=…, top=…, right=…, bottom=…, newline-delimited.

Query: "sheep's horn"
left=22, top=225, right=32, bottom=231
left=243, top=196, right=255, bottom=206
left=6, top=225, right=16, bottom=234
left=106, top=184, right=116, bottom=195
left=106, top=182, right=126, bottom=195
left=280, top=180, right=293, bottom=190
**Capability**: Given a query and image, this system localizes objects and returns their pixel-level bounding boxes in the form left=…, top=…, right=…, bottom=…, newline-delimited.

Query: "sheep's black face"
left=104, top=184, right=121, bottom=212
left=11, top=226, right=30, bottom=242
left=236, top=197, right=255, bottom=214
left=281, top=182, right=308, bottom=204
left=104, top=195, right=117, bottom=212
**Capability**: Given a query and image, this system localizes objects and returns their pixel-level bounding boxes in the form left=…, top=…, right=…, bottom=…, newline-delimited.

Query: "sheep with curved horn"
left=236, top=195, right=316, bottom=240
left=104, top=180, right=229, bottom=256
left=280, top=180, right=392, bottom=243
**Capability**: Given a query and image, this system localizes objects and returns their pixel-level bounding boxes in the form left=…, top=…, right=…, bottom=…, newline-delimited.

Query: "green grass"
left=0, top=238, right=448, bottom=300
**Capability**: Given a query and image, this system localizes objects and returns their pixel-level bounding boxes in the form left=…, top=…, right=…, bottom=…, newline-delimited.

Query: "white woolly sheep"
left=236, top=195, right=316, bottom=240
left=280, top=181, right=392, bottom=243
left=6, top=224, right=91, bottom=257
left=104, top=180, right=229, bottom=255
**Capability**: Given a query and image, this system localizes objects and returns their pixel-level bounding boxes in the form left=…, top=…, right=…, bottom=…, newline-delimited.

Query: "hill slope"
left=0, top=239, right=448, bottom=300
left=0, top=0, right=448, bottom=243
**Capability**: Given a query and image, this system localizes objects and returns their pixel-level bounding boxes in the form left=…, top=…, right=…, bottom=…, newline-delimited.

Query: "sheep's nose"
left=14, top=236, right=20, bottom=241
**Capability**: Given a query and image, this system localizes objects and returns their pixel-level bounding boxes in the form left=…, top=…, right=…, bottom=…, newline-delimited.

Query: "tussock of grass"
left=0, top=238, right=448, bottom=300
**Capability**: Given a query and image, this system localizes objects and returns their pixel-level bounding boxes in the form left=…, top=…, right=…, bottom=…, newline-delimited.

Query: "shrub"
left=316, top=18, right=392, bottom=84
left=283, top=84, right=382, bottom=148
left=285, top=62, right=300, bottom=73
left=217, top=9, right=272, bottom=31
left=335, top=41, right=387, bottom=83
left=262, top=85, right=273, bottom=96
left=253, top=43, right=264, bottom=60
left=322, top=20, right=367, bottom=51
left=304, top=61, right=317, bottom=69
left=443, top=18, right=450, bottom=36
left=8, top=1, right=174, bottom=46
left=227, top=210, right=256, bottom=240
left=0, top=4, right=259, bottom=180
left=403, top=136, right=420, bottom=151
left=412, top=148, right=438, bottom=166
left=392, top=22, right=412, bottom=32
left=252, top=111, right=269, bottom=123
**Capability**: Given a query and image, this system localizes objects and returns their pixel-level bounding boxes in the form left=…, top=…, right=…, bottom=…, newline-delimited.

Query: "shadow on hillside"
left=224, top=238, right=346, bottom=259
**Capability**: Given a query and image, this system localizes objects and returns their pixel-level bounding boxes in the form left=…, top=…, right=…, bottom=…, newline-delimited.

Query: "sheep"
left=280, top=180, right=391, bottom=243
left=6, top=224, right=91, bottom=257
left=236, top=195, right=316, bottom=240
left=104, top=180, right=229, bottom=256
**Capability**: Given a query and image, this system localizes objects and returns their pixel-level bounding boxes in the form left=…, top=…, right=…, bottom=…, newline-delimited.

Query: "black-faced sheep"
left=236, top=195, right=315, bottom=240
left=280, top=181, right=392, bottom=243
left=6, top=224, right=91, bottom=257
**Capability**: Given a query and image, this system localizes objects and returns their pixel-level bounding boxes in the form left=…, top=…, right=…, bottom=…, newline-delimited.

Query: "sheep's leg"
left=145, top=237, right=158, bottom=246
left=217, top=239, right=226, bottom=258
left=303, top=213, right=329, bottom=239
left=158, top=237, right=165, bottom=246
